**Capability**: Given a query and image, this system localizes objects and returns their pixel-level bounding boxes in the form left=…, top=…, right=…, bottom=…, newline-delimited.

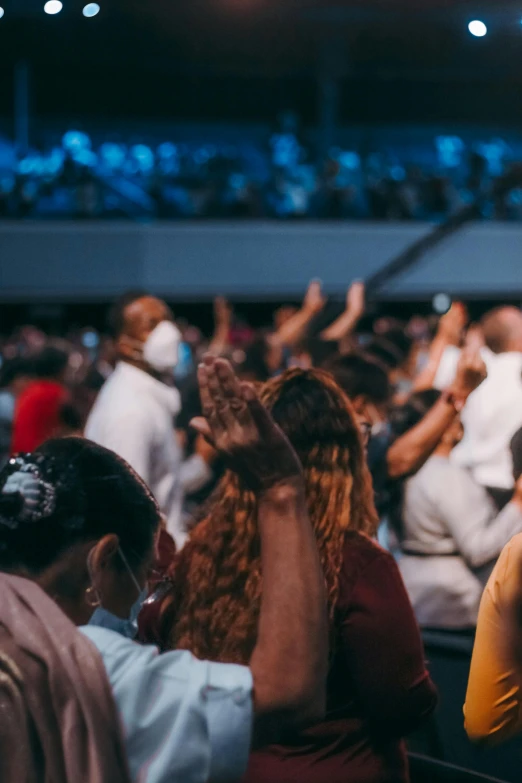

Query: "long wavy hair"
left=161, top=368, right=378, bottom=665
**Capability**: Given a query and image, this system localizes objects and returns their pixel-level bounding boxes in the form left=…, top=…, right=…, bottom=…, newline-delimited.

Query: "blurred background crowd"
left=2, top=122, right=522, bottom=220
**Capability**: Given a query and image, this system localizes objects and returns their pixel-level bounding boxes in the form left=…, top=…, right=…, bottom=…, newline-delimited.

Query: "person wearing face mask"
left=0, top=358, right=328, bottom=783
left=85, top=292, right=211, bottom=548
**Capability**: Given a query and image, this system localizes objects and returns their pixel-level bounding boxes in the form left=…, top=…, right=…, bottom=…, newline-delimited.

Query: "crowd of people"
left=3, top=124, right=522, bottom=221
left=3, top=282, right=522, bottom=780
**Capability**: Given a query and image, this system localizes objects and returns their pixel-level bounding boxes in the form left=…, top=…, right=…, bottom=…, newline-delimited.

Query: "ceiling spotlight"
left=44, top=0, right=63, bottom=13
left=0, top=8, right=4, bottom=18
left=432, top=293, right=452, bottom=315
left=83, top=3, right=100, bottom=17
left=468, top=20, right=487, bottom=37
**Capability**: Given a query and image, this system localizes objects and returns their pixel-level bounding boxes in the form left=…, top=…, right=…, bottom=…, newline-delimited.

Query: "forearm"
left=208, top=324, right=230, bottom=356
left=321, top=309, right=360, bottom=342
left=458, top=502, right=522, bottom=569
left=387, top=398, right=456, bottom=479
left=250, top=480, right=328, bottom=729
left=275, top=308, right=316, bottom=348
left=413, top=336, right=449, bottom=391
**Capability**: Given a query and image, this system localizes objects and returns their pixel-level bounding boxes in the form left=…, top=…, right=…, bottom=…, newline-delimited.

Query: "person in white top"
left=86, top=293, right=211, bottom=548
left=420, top=305, right=522, bottom=505
left=394, top=389, right=522, bottom=628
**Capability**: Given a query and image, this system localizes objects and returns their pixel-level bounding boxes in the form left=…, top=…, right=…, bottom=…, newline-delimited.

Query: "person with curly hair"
left=0, top=357, right=329, bottom=783
left=142, top=368, right=437, bottom=783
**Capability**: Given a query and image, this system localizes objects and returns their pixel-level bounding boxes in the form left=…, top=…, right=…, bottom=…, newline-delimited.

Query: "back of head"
left=389, top=389, right=441, bottom=440
left=0, top=437, right=160, bottom=574
left=0, top=357, right=34, bottom=390
left=32, top=346, right=69, bottom=381
left=262, top=370, right=376, bottom=536
left=107, top=289, right=150, bottom=339
left=363, top=337, right=405, bottom=370
left=169, top=368, right=378, bottom=663
left=240, top=335, right=272, bottom=382
left=481, top=306, right=522, bottom=354
left=300, top=337, right=339, bottom=368
left=511, top=427, right=522, bottom=482
left=327, top=353, right=392, bottom=407
left=379, top=328, right=414, bottom=361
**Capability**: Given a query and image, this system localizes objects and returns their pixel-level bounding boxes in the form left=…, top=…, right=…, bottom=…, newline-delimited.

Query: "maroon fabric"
left=244, top=532, right=437, bottom=783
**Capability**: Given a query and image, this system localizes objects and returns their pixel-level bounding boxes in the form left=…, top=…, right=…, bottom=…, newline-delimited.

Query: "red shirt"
left=11, top=380, right=68, bottom=454
left=245, top=532, right=437, bottom=783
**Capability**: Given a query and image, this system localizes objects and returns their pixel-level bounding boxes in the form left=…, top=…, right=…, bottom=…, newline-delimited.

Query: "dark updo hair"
left=0, top=438, right=160, bottom=574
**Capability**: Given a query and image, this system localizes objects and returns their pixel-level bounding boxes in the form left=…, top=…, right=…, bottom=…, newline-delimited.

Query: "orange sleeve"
left=464, top=535, right=522, bottom=744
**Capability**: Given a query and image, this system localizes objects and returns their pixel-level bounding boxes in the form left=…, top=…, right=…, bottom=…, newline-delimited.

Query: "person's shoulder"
left=341, top=532, right=396, bottom=592
left=485, top=350, right=522, bottom=379
left=22, top=380, right=66, bottom=404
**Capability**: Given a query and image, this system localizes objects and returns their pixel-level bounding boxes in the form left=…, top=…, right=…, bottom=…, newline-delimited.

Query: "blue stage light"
left=83, top=3, right=100, bottom=17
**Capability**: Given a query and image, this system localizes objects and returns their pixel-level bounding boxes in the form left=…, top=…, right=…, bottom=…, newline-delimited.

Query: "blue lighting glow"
left=83, top=3, right=100, bottom=17
left=44, top=1, right=63, bottom=14
left=468, top=20, right=487, bottom=37
left=0, top=8, right=4, bottom=18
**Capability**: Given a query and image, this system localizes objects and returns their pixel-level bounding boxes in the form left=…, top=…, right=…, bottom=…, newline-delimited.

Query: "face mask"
left=142, top=321, right=182, bottom=373
left=87, top=547, right=147, bottom=640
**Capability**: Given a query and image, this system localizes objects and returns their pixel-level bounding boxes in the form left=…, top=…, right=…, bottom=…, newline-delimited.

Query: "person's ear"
left=351, top=395, right=367, bottom=416
left=89, top=534, right=120, bottom=581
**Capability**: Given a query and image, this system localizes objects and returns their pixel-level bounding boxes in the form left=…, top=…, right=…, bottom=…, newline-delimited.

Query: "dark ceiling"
left=1, top=0, right=522, bottom=126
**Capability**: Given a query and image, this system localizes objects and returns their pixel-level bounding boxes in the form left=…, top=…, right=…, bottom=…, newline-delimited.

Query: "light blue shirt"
left=80, top=626, right=253, bottom=783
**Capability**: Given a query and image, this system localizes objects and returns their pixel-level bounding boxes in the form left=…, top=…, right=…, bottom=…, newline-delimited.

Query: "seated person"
left=0, top=357, right=328, bottom=783
left=143, top=368, right=437, bottom=783
left=394, top=390, right=522, bottom=628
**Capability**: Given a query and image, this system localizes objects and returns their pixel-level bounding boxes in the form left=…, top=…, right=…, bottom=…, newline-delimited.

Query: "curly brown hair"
left=160, top=368, right=378, bottom=665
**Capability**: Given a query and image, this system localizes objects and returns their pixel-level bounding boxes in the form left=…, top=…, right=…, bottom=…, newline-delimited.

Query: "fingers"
left=199, top=355, right=255, bottom=437
left=197, top=362, right=214, bottom=417
left=240, top=382, right=273, bottom=435
left=214, top=358, right=243, bottom=400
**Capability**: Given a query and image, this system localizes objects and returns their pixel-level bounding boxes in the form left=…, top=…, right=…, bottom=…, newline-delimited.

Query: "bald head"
left=481, top=307, right=522, bottom=354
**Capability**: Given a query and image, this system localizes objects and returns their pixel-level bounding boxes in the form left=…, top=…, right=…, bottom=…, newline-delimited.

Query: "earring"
left=85, top=585, right=102, bottom=608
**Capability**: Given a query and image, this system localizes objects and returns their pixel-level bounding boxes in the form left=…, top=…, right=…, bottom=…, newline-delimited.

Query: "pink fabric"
left=0, top=573, right=130, bottom=783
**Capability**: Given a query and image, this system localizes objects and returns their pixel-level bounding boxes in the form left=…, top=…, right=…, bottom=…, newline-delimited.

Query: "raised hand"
left=213, top=296, right=232, bottom=326
left=191, top=355, right=303, bottom=492
left=452, top=343, right=487, bottom=398
left=437, top=302, right=468, bottom=345
left=346, top=281, right=365, bottom=319
left=303, top=280, right=326, bottom=315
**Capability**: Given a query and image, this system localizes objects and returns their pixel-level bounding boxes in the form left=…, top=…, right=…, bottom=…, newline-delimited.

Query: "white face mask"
left=142, top=321, right=182, bottom=373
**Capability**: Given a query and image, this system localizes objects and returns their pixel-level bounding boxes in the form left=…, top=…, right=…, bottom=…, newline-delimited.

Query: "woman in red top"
left=144, top=368, right=437, bottom=783
left=11, top=346, right=70, bottom=454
